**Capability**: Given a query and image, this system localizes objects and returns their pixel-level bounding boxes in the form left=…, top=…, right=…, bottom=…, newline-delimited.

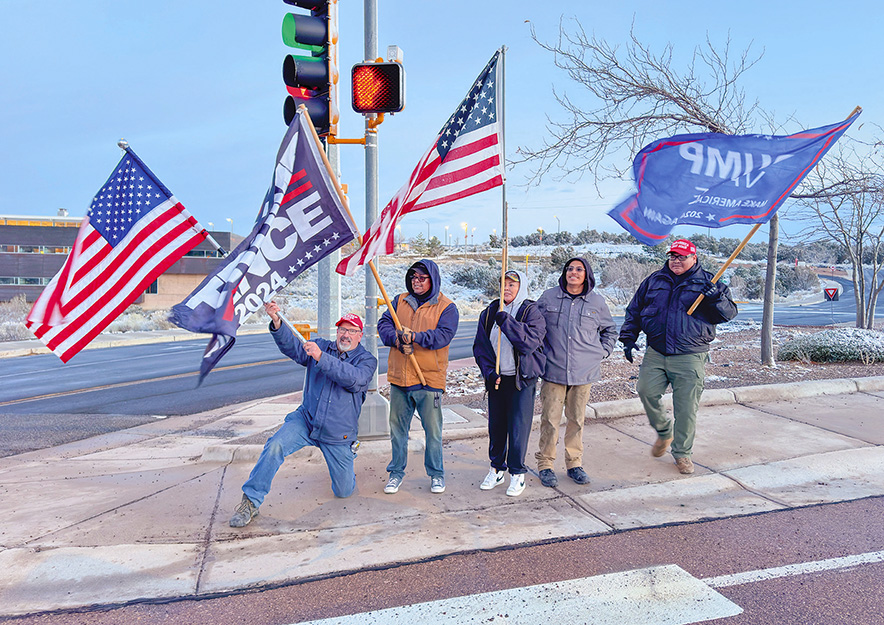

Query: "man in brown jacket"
left=378, top=259, right=459, bottom=495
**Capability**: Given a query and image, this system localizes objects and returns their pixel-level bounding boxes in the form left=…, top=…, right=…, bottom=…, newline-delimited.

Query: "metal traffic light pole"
left=357, top=0, right=390, bottom=437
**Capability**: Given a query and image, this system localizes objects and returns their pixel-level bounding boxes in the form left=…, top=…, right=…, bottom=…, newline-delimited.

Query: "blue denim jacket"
left=271, top=322, right=378, bottom=444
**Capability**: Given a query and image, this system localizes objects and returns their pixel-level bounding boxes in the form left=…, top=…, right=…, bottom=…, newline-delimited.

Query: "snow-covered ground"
left=0, top=244, right=855, bottom=341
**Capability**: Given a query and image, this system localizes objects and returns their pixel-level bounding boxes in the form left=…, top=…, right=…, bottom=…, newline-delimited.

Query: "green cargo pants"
left=636, top=347, right=708, bottom=458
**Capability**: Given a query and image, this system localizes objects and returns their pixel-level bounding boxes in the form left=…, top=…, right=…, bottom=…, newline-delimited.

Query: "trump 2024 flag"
left=26, top=148, right=207, bottom=362
left=608, top=111, right=860, bottom=245
left=170, top=108, right=356, bottom=383
left=336, top=49, right=504, bottom=275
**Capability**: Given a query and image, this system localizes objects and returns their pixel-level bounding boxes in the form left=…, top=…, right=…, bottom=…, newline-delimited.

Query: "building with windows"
left=0, top=211, right=232, bottom=309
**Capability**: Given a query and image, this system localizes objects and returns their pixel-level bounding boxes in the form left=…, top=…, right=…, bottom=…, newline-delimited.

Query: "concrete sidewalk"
left=2, top=375, right=884, bottom=617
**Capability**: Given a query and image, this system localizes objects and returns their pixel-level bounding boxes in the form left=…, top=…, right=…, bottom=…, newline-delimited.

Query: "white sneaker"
left=480, top=468, right=506, bottom=490
left=506, top=473, right=526, bottom=497
left=384, top=475, right=403, bottom=494
left=430, top=476, right=446, bottom=494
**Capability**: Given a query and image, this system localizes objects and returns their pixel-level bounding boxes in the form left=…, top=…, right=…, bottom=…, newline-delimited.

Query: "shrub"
left=0, top=294, right=32, bottom=341
left=777, top=328, right=884, bottom=363
left=598, top=254, right=656, bottom=305
left=729, top=265, right=765, bottom=300
left=451, top=263, right=500, bottom=298
left=775, top=264, right=820, bottom=296
left=548, top=245, right=576, bottom=270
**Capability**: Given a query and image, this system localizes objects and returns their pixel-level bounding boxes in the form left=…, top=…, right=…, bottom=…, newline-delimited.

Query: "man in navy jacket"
left=230, top=302, right=377, bottom=528
left=619, top=239, right=737, bottom=475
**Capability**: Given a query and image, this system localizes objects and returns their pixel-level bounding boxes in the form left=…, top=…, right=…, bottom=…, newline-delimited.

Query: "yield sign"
left=824, top=287, right=839, bottom=301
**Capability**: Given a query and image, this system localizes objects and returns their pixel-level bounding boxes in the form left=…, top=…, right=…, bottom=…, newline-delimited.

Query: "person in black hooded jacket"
left=473, top=270, right=546, bottom=497
left=619, top=239, right=737, bottom=475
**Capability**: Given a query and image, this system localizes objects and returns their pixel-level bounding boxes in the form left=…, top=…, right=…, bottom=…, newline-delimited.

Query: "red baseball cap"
left=668, top=239, right=697, bottom=256
left=335, top=313, right=364, bottom=331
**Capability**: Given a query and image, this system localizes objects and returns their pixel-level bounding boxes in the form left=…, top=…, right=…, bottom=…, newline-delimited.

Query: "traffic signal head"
left=351, top=62, right=405, bottom=114
left=282, top=0, right=339, bottom=135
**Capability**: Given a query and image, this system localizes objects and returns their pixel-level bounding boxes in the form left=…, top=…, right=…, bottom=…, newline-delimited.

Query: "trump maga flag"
left=336, top=49, right=504, bottom=275
left=608, top=111, right=860, bottom=245
left=170, top=109, right=355, bottom=383
left=26, top=148, right=207, bottom=362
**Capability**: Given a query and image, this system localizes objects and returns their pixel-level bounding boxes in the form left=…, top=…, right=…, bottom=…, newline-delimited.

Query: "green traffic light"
left=282, top=13, right=326, bottom=53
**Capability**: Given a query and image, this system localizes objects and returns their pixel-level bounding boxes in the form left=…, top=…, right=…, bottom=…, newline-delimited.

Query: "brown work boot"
left=675, top=457, right=694, bottom=474
left=651, top=436, right=673, bottom=458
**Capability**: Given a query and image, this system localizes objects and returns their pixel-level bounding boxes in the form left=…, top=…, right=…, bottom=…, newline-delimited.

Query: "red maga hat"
left=668, top=239, right=697, bottom=256
left=335, top=313, right=364, bottom=331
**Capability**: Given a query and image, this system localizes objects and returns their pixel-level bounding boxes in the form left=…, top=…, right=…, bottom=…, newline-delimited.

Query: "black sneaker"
left=539, top=469, right=558, bottom=488
left=567, top=466, right=590, bottom=484
left=229, top=494, right=258, bottom=528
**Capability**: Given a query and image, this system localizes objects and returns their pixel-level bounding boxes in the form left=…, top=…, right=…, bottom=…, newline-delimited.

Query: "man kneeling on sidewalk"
left=230, top=302, right=377, bottom=528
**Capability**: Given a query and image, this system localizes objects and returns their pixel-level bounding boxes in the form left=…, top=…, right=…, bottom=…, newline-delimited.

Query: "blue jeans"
left=387, top=385, right=443, bottom=480
left=488, top=376, right=535, bottom=475
left=242, top=407, right=356, bottom=505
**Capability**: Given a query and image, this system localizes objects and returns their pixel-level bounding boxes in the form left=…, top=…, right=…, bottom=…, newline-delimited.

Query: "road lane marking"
left=293, top=565, right=741, bottom=625
left=0, top=358, right=289, bottom=407
left=704, top=549, right=884, bottom=588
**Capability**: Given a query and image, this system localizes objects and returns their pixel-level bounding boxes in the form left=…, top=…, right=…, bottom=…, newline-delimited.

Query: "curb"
left=200, top=376, right=884, bottom=462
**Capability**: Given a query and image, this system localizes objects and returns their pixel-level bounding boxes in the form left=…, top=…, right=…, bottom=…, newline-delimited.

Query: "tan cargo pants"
left=535, top=380, right=592, bottom=471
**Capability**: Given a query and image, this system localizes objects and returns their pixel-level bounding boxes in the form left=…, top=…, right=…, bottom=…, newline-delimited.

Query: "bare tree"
left=516, top=21, right=762, bottom=185
left=519, top=20, right=781, bottom=361
left=790, top=142, right=884, bottom=328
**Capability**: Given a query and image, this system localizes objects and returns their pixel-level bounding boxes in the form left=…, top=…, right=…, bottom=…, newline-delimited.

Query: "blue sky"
left=2, top=1, right=881, bottom=246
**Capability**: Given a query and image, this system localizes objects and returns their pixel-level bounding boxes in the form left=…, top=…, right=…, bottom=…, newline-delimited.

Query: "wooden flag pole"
left=493, top=47, right=508, bottom=390
left=298, top=105, right=426, bottom=385
left=494, top=204, right=509, bottom=388
left=688, top=104, right=863, bottom=316
left=687, top=222, right=761, bottom=316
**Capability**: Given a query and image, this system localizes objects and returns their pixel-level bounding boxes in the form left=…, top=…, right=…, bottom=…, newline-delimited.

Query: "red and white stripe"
left=336, top=123, right=503, bottom=276
left=26, top=199, right=206, bottom=362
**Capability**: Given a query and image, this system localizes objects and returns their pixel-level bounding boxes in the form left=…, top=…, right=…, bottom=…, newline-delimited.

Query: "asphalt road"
left=0, top=327, right=476, bottom=455
left=8, top=497, right=883, bottom=624
left=0, top=279, right=879, bottom=456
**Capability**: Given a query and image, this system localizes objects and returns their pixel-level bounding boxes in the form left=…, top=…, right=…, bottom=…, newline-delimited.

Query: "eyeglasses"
left=668, top=254, right=693, bottom=261
left=337, top=327, right=361, bottom=336
left=410, top=274, right=430, bottom=283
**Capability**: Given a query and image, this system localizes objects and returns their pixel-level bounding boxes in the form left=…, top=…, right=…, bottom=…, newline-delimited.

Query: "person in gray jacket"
left=534, top=257, right=617, bottom=487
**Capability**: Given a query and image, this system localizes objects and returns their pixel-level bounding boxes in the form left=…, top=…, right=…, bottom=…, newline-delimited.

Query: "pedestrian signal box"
left=351, top=62, right=405, bottom=114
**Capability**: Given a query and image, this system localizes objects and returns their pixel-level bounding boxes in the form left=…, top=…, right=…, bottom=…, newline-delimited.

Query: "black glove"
left=701, top=281, right=720, bottom=299
left=397, top=328, right=414, bottom=344
left=494, top=311, right=509, bottom=326
left=486, top=373, right=502, bottom=391
left=396, top=339, right=414, bottom=356
left=623, top=342, right=640, bottom=363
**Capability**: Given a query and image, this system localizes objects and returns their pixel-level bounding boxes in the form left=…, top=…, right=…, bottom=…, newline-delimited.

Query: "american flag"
left=26, top=148, right=207, bottom=362
left=336, top=49, right=504, bottom=275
